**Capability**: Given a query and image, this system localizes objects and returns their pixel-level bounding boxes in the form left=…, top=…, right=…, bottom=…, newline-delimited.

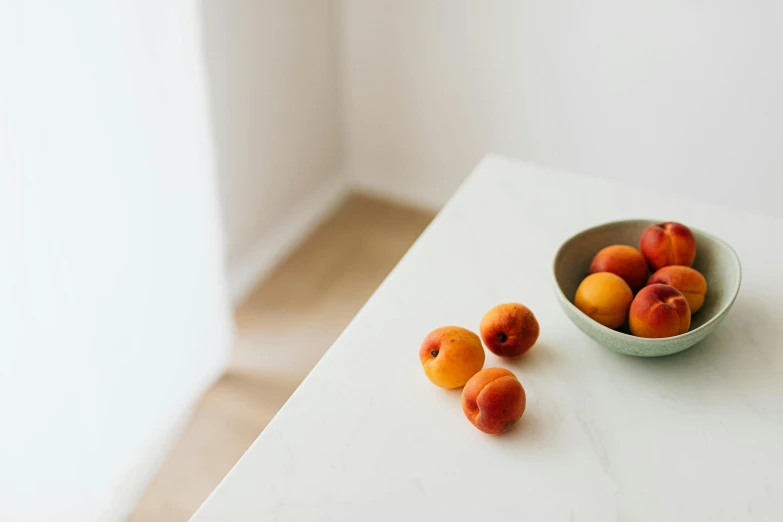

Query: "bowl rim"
left=552, top=218, right=742, bottom=344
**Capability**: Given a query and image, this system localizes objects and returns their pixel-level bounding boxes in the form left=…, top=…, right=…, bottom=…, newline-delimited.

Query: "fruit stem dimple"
left=430, top=349, right=439, bottom=357
left=497, top=332, right=507, bottom=343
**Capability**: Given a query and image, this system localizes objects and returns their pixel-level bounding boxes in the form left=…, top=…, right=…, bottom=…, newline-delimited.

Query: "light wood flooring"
left=127, top=194, right=433, bottom=522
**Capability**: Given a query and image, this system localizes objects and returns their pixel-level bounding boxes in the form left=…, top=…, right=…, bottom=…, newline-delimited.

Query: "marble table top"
left=192, top=155, right=783, bottom=521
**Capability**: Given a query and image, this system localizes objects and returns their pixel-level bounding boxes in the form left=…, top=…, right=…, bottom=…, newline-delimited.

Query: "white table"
left=192, top=156, right=783, bottom=521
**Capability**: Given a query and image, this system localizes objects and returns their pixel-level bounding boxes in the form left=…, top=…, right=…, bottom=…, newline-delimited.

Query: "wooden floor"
left=127, top=194, right=433, bottom=522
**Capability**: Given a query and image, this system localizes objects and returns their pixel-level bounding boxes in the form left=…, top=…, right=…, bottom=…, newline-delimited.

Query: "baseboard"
left=228, top=175, right=349, bottom=304
left=348, top=169, right=454, bottom=212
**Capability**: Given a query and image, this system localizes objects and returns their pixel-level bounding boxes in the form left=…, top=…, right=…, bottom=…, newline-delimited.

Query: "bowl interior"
left=554, top=220, right=741, bottom=338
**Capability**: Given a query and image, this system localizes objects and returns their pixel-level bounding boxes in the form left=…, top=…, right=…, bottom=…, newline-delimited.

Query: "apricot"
left=647, top=265, right=707, bottom=313
left=629, top=284, right=691, bottom=338
left=589, top=244, right=649, bottom=292
left=639, top=221, right=696, bottom=271
left=419, top=326, right=485, bottom=388
left=574, top=272, right=633, bottom=329
left=461, top=368, right=526, bottom=434
left=480, top=303, right=539, bottom=357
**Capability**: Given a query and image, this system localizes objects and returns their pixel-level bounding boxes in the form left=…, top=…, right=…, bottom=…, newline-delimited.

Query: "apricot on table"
left=589, top=244, right=649, bottom=292
left=647, top=265, right=707, bottom=313
left=461, top=368, right=526, bottom=434
left=574, top=272, right=633, bottom=329
left=419, top=326, right=485, bottom=388
left=480, top=303, right=539, bottom=357
left=639, top=221, right=696, bottom=271
left=629, top=284, right=691, bottom=338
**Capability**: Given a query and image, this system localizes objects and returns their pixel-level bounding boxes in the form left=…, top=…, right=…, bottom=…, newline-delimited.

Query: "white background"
left=203, top=0, right=344, bottom=300
left=341, top=0, right=783, bottom=215
left=0, top=1, right=232, bottom=520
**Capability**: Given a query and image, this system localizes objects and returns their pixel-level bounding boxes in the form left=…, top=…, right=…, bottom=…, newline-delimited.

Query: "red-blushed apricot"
left=480, top=303, right=539, bottom=357
left=419, top=326, right=485, bottom=388
left=461, top=368, right=526, bottom=434
left=640, top=222, right=696, bottom=271
left=574, top=272, right=633, bottom=329
left=647, top=265, right=707, bottom=313
left=629, top=284, right=691, bottom=338
left=589, top=244, right=649, bottom=292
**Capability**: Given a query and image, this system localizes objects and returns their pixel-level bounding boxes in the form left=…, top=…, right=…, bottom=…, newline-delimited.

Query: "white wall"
left=340, top=0, right=783, bottom=216
left=0, top=1, right=232, bottom=521
left=203, top=0, right=345, bottom=302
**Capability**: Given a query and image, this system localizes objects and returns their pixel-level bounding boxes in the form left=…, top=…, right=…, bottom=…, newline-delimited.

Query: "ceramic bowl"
left=553, top=219, right=741, bottom=357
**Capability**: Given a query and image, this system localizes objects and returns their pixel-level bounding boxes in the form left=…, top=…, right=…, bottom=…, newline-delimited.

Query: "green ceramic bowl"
left=553, top=219, right=742, bottom=357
